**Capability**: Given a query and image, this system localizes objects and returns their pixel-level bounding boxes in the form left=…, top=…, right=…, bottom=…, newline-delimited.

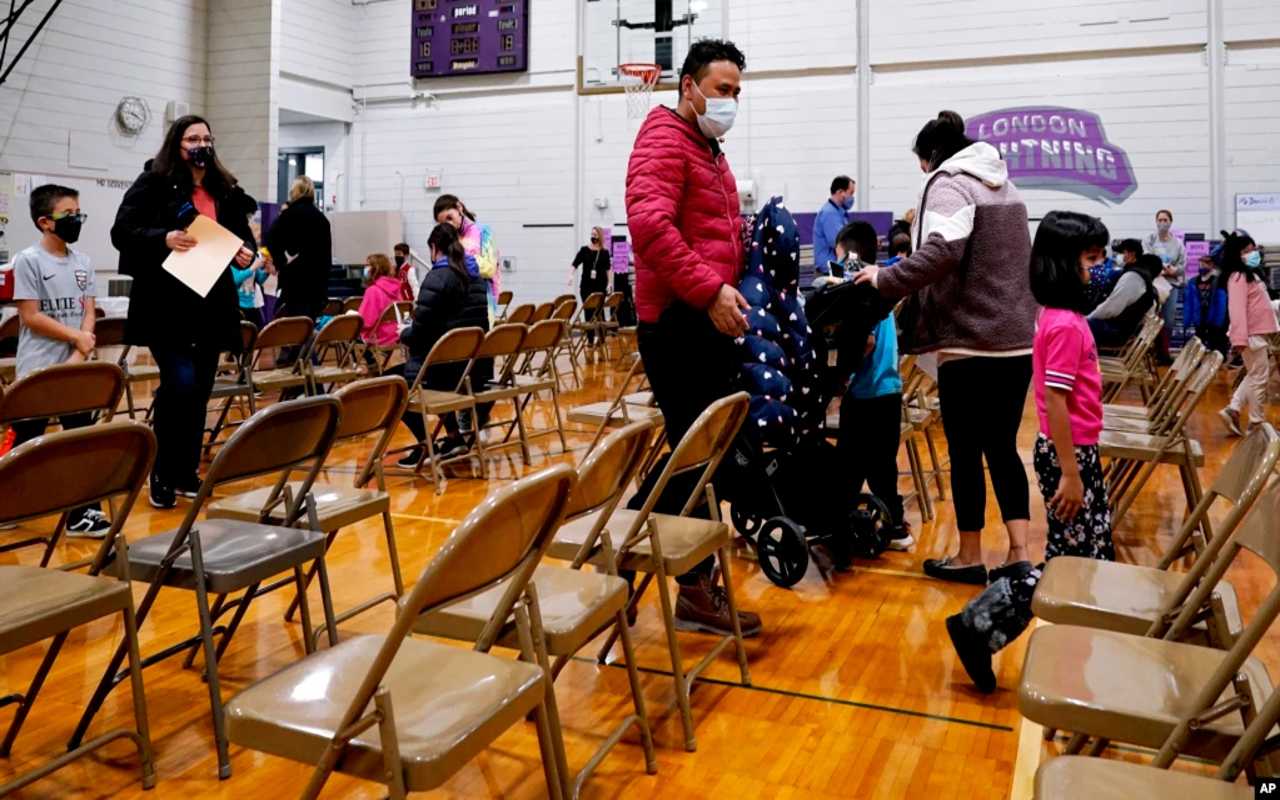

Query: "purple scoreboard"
left=411, top=0, right=530, bottom=78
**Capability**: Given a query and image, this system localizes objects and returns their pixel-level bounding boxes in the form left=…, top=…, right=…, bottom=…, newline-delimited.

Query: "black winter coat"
left=401, top=260, right=491, bottom=385
left=112, top=164, right=256, bottom=352
left=264, top=197, right=332, bottom=319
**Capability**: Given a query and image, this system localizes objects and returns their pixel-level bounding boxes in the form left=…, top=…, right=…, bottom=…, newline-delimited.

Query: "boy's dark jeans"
left=838, top=392, right=905, bottom=526
left=150, top=341, right=220, bottom=486
left=13, top=412, right=102, bottom=521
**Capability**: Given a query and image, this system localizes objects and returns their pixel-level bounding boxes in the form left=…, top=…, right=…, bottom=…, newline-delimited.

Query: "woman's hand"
left=852, top=263, right=880, bottom=288
left=234, top=246, right=254, bottom=267
left=1049, top=473, right=1084, bottom=521
left=709, top=284, right=750, bottom=338
left=166, top=230, right=198, bottom=252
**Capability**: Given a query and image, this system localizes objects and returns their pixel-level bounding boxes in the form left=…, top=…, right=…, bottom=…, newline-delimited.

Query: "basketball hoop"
left=619, top=62, right=661, bottom=120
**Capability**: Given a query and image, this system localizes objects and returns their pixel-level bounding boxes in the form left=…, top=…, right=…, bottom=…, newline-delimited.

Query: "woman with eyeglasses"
left=112, top=115, right=258, bottom=509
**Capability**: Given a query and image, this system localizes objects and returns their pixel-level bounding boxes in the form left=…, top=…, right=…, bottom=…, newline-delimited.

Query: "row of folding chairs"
left=1022, top=422, right=1280, bottom=797
left=1, top=374, right=758, bottom=798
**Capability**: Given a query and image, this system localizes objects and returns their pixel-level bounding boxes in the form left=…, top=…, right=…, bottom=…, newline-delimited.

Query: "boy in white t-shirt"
left=11, top=184, right=109, bottom=536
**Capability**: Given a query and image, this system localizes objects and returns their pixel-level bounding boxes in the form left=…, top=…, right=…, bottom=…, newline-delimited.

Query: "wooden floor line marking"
left=572, top=656, right=1014, bottom=732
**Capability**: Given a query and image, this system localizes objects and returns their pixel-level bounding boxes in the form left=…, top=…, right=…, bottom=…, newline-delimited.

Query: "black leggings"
left=937, top=355, right=1032, bottom=532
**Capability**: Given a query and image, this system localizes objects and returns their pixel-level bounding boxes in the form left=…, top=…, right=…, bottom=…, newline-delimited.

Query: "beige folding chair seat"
left=1019, top=626, right=1274, bottom=760
left=0, top=567, right=134, bottom=652
left=306, top=314, right=367, bottom=391
left=568, top=399, right=663, bottom=427
left=125, top=519, right=328, bottom=593
left=211, top=483, right=387, bottom=531
left=1033, top=755, right=1250, bottom=800
left=549, top=507, right=728, bottom=577
left=225, top=633, right=545, bottom=789
left=248, top=316, right=314, bottom=394
left=398, top=327, right=486, bottom=489
left=408, top=387, right=474, bottom=413
left=1100, top=428, right=1205, bottom=464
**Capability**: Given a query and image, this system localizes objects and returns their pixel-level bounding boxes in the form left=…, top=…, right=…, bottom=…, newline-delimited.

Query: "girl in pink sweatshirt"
left=1219, top=231, right=1278, bottom=435
left=358, top=253, right=405, bottom=349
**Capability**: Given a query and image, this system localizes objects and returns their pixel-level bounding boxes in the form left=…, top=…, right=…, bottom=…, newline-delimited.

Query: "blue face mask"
left=1245, top=250, right=1262, bottom=268
left=841, top=194, right=855, bottom=211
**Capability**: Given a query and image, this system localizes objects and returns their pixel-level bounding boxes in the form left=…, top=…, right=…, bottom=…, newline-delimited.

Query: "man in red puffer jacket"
left=624, top=39, right=761, bottom=639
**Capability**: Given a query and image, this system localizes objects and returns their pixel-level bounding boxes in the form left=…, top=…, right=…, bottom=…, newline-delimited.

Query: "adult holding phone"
left=113, top=115, right=257, bottom=509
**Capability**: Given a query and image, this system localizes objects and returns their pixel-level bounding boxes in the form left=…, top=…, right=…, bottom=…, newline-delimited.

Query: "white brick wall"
left=207, top=0, right=280, bottom=203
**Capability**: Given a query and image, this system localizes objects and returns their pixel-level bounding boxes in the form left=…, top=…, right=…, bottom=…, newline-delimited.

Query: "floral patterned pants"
left=958, top=434, right=1114, bottom=654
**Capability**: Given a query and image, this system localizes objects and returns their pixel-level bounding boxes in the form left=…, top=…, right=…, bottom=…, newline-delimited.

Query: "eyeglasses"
left=47, top=212, right=88, bottom=224
left=182, top=135, right=215, bottom=146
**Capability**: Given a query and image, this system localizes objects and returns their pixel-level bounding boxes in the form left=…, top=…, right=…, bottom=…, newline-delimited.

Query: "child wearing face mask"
left=11, top=184, right=112, bottom=537
left=1219, top=231, right=1278, bottom=436
left=357, top=252, right=405, bottom=350
left=231, top=256, right=269, bottom=329
left=1183, top=255, right=1229, bottom=357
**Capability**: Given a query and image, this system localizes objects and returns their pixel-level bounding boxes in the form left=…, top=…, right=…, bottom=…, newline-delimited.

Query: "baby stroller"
left=725, top=198, right=897, bottom=587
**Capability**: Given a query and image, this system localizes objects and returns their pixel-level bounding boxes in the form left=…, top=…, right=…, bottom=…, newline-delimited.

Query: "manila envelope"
left=163, top=214, right=245, bottom=297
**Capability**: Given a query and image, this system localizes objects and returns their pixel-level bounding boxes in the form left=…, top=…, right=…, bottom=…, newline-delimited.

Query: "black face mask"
left=591, top=237, right=600, bottom=245
left=187, top=145, right=215, bottom=168
left=395, top=255, right=406, bottom=267
left=51, top=215, right=83, bottom=244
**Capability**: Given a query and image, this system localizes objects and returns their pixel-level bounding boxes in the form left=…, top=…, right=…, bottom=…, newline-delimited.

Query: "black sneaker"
left=397, top=447, right=425, bottom=469
left=885, top=522, right=915, bottom=552
left=434, top=436, right=468, bottom=459
left=149, top=476, right=176, bottom=510
left=67, top=508, right=112, bottom=539
left=923, top=556, right=988, bottom=585
left=174, top=474, right=202, bottom=499
left=946, top=613, right=996, bottom=694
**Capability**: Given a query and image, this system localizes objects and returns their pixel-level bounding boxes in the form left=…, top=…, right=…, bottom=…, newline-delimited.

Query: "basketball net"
left=620, top=63, right=661, bottom=120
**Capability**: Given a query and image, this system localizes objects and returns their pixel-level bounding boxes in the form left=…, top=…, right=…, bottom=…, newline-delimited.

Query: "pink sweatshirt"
left=358, top=276, right=404, bottom=348
left=1227, top=272, right=1279, bottom=348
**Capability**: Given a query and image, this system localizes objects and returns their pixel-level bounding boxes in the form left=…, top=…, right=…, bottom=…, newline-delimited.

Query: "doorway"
left=277, top=147, right=325, bottom=207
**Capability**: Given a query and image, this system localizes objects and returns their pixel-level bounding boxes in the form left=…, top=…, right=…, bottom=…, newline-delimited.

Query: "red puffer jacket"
left=626, top=107, right=744, bottom=324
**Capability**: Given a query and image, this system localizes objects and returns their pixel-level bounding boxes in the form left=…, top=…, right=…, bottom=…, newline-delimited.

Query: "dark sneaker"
left=174, top=474, right=202, bottom=499
left=885, top=522, right=915, bottom=552
left=149, top=476, right=176, bottom=510
left=923, top=556, right=988, bottom=585
left=67, top=508, right=111, bottom=539
left=674, top=576, right=762, bottom=638
left=434, top=436, right=468, bottom=459
left=946, top=613, right=996, bottom=694
left=397, top=447, right=425, bottom=469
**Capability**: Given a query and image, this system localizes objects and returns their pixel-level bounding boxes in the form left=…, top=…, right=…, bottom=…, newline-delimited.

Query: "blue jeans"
left=150, top=342, right=220, bottom=484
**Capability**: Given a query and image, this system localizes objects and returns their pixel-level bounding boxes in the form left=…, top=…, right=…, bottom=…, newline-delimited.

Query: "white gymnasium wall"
left=280, top=0, right=356, bottom=89
left=207, top=0, right=281, bottom=203
left=0, top=0, right=207, bottom=179
left=278, top=121, right=351, bottom=210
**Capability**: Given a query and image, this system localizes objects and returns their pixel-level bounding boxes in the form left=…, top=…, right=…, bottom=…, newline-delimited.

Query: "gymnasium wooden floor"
left=0, top=347, right=1273, bottom=798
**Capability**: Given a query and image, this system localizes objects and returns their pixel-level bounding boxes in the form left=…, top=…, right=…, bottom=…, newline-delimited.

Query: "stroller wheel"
left=731, top=506, right=766, bottom=542
left=756, top=517, right=809, bottom=588
left=849, top=494, right=893, bottom=558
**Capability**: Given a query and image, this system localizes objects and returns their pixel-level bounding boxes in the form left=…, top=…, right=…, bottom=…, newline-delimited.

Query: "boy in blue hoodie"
left=835, top=222, right=912, bottom=550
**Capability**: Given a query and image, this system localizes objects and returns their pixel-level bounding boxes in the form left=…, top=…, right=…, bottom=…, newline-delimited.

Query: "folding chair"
left=225, top=465, right=577, bottom=800
left=548, top=392, right=753, bottom=752
left=322, top=298, right=345, bottom=317
left=343, top=296, right=363, bottom=314
left=365, top=301, right=412, bottom=375
left=1034, top=423, right=1279, bottom=648
left=247, top=315, right=314, bottom=396
left=1100, top=313, right=1163, bottom=402
left=597, top=291, right=624, bottom=358
left=570, top=292, right=605, bottom=364
left=530, top=301, right=555, bottom=324
left=503, top=319, right=569, bottom=456
left=70, top=397, right=343, bottom=779
left=0, top=313, right=18, bottom=386
left=207, top=377, right=410, bottom=647
left=202, top=320, right=260, bottom=457
left=305, top=313, right=366, bottom=394
left=397, top=326, right=486, bottom=491
left=496, top=289, right=514, bottom=320
left=0, top=362, right=125, bottom=564
left=1102, top=336, right=1205, bottom=433
left=1019, top=475, right=1280, bottom=767
left=0, top=423, right=156, bottom=796
left=469, top=324, right=533, bottom=464
left=1102, top=351, right=1224, bottom=525
left=506, top=302, right=535, bottom=326
left=414, top=423, right=660, bottom=798
left=548, top=299, right=583, bottom=388
left=571, top=351, right=664, bottom=459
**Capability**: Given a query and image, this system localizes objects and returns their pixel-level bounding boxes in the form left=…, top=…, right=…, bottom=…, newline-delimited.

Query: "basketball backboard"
left=579, top=0, right=724, bottom=94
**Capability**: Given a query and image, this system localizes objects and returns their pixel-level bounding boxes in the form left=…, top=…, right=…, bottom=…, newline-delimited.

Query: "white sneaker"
left=66, top=509, right=111, bottom=539
left=885, top=524, right=915, bottom=551
left=1219, top=407, right=1243, bottom=437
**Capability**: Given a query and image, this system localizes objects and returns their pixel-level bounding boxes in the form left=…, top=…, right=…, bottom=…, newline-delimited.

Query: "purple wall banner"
left=411, top=0, right=529, bottom=79
left=966, top=106, right=1137, bottom=205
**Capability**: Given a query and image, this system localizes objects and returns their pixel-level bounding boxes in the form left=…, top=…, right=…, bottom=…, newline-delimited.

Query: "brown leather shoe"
left=674, top=574, right=761, bottom=638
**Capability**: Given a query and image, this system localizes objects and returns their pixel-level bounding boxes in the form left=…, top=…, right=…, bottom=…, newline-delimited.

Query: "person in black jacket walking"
left=387, top=223, right=492, bottom=467
left=264, top=176, right=332, bottom=322
left=112, top=115, right=257, bottom=508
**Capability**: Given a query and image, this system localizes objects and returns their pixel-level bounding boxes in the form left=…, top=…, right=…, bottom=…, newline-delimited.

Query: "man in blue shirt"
left=813, top=175, right=855, bottom=274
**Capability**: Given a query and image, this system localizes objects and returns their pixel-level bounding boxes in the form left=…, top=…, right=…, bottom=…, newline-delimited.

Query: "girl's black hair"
left=150, top=115, right=238, bottom=195
left=433, top=194, right=476, bottom=223
left=912, top=110, right=975, bottom=172
left=1029, top=210, right=1110, bottom=313
left=428, top=223, right=470, bottom=281
left=1218, top=230, right=1261, bottom=287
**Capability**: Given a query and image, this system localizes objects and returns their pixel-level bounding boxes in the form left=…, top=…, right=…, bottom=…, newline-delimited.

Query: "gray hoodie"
left=877, top=142, right=1036, bottom=355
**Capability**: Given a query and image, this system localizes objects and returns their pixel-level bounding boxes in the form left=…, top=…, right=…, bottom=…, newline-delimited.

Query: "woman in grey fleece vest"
left=856, top=112, right=1036, bottom=586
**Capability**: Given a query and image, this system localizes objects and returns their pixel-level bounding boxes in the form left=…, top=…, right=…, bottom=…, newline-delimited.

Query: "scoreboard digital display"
left=411, top=0, right=529, bottom=78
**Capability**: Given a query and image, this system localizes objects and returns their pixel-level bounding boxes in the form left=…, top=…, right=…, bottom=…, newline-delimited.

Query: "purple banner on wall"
left=411, top=0, right=529, bottom=79
left=966, top=106, right=1137, bottom=205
